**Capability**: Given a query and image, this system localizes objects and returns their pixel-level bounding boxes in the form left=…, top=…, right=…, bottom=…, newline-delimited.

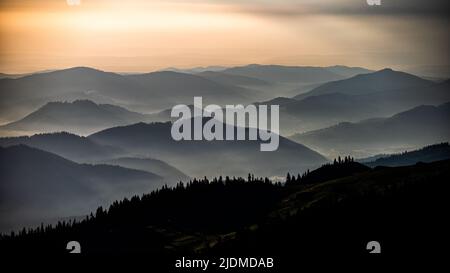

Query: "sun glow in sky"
left=0, top=0, right=448, bottom=73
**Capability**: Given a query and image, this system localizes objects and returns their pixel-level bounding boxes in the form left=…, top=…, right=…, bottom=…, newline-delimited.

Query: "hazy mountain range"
left=0, top=145, right=165, bottom=232
left=0, top=64, right=373, bottom=125
left=0, top=100, right=159, bottom=136
left=0, top=67, right=260, bottom=123
left=1, top=63, right=448, bottom=236
left=162, top=65, right=227, bottom=74
left=152, top=68, right=450, bottom=136
left=0, top=132, right=189, bottom=182
left=293, top=68, right=432, bottom=100
left=403, top=64, right=450, bottom=79
left=290, top=103, right=450, bottom=158
left=100, top=157, right=189, bottom=183
left=0, top=120, right=327, bottom=231
left=88, top=120, right=328, bottom=178
left=222, top=64, right=371, bottom=84
left=361, top=143, right=450, bottom=168
left=221, top=64, right=373, bottom=98
left=0, top=132, right=124, bottom=162
left=2, top=66, right=447, bottom=139
left=269, top=69, right=450, bottom=134
left=196, top=71, right=272, bottom=88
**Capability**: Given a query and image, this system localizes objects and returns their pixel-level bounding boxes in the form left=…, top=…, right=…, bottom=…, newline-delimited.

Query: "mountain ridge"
left=88, top=120, right=328, bottom=178
left=294, top=68, right=433, bottom=100
left=290, top=102, right=450, bottom=157
left=363, top=142, right=450, bottom=167
left=0, top=99, right=154, bottom=136
left=0, top=144, right=166, bottom=232
left=0, top=131, right=125, bottom=162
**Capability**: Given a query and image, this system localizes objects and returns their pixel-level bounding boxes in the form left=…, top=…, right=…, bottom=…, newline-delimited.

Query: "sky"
left=0, top=0, right=448, bottom=73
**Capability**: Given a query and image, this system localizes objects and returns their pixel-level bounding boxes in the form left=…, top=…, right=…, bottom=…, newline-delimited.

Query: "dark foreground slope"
left=216, top=161, right=448, bottom=258
left=1, top=160, right=447, bottom=267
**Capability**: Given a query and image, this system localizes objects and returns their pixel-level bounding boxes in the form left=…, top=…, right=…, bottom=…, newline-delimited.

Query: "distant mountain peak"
left=65, top=66, right=102, bottom=71
left=71, top=99, right=99, bottom=106
left=43, top=66, right=108, bottom=76
left=41, top=99, right=102, bottom=110
left=0, top=99, right=152, bottom=135
left=294, top=67, right=433, bottom=100
left=46, top=99, right=97, bottom=106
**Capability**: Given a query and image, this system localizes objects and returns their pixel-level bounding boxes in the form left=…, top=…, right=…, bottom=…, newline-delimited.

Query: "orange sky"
left=0, top=0, right=448, bottom=73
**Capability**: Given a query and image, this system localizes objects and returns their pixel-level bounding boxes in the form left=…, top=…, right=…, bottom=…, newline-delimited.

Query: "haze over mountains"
left=221, top=64, right=373, bottom=98
left=0, top=100, right=157, bottom=136
left=0, top=118, right=329, bottom=179
left=0, top=132, right=189, bottom=182
left=100, top=157, right=189, bottom=183
left=222, top=64, right=371, bottom=84
left=0, top=145, right=165, bottom=232
left=0, top=67, right=260, bottom=124
left=147, top=68, right=450, bottom=136
left=1, top=64, right=448, bottom=165
left=293, top=68, right=432, bottom=100
left=196, top=71, right=272, bottom=88
left=0, top=119, right=326, bottom=231
left=0, top=132, right=124, bottom=162
left=124, top=71, right=260, bottom=107
left=88, top=120, right=328, bottom=178
left=270, top=69, right=450, bottom=134
left=163, top=65, right=227, bottom=74
left=0, top=64, right=373, bottom=125
left=362, top=143, right=450, bottom=168
left=0, top=63, right=448, bottom=236
left=290, top=103, right=450, bottom=158
left=403, top=64, right=450, bottom=79
left=1, top=65, right=448, bottom=151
